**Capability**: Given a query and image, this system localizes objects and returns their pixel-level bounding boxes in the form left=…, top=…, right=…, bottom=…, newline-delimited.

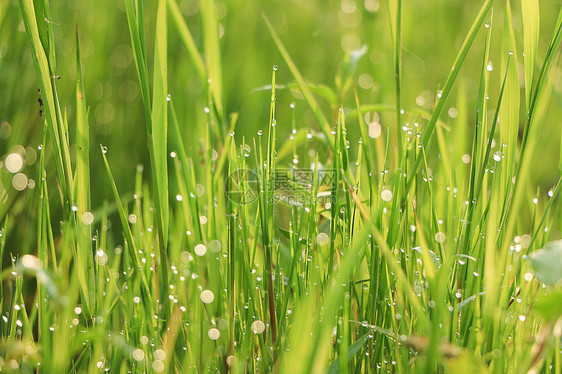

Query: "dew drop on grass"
left=493, top=152, right=502, bottom=162
left=200, top=290, right=214, bottom=304
left=272, top=65, right=278, bottom=71
left=81, top=211, right=94, bottom=225
left=140, top=336, right=149, bottom=345
left=101, top=146, right=108, bottom=154
left=5, top=153, right=23, bottom=173
left=166, top=94, right=171, bottom=102
left=194, top=244, right=207, bottom=256
left=226, top=356, right=235, bottom=366
left=381, top=189, right=392, bottom=202
left=486, top=62, right=493, bottom=71
left=208, top=328, right=220, bottom=340
left=257, top=130, right=263, bottom=136
left=20, top=254, right=41, bottom=270
left=152, top=360, right=164, bottom=372
left=204, top=107, right=210, bottom=114
left=132, top=348, right=144, bottom=361
left=435, top=232, right=446, bottom=243
left=316, top=233, right=329, bottom=246
left=154, top=349, right=166, bottom=361
left=96, top=249, right=108, bottom=265
left=208, top=240, right=221, bottom=253
left=251, top=320, right=266, bottom=334
left=368, top=122, right=381, bottom=138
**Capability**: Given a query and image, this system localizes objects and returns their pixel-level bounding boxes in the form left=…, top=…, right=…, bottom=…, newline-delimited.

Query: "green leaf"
left=335, top=45, right=367, bottom=100
left=534, top=289, right=562, bottom=321
left=530, top=240, right=562, bottom=286
left=326, top=334, right=369, bottom=374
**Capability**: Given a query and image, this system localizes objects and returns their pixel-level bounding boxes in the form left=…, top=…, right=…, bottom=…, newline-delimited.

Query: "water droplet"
left=381, top=189, right=393, bottom=202
left=316, top=233, right=329, bottom=246
left=81, top=212, right=94, bottom=225
left=204, top=107, right=210, bottom=114
left=272, top=65, right=278, bottom=71
left=251, top=320, right=266, bottom=334
left=208, top=240, right=222, bottom=253
left=101, top=146, right=108, bottom=154
left=435, top=232, right=446, bottom=243
left=208, top=328, right=220, bottom=340
left=194, top=244, right=207, bottom=256
left=132, top=349, right=145, bottom=361
left=152, top=360, right=165, bottom=372
left=154, top=349, right=166, bottom=361
left=166, top=94, right=171, bottom=102
left=20, top=254, right=42, bottom=270
left=96, top=249, right=108, bottom=265
left=257, top=130, right=263, bottom=136
left=5, top=153, right=23, bottom=173
left=368, top=122, right=381, bottom=138
left=200, top=290, right=214, bottom=304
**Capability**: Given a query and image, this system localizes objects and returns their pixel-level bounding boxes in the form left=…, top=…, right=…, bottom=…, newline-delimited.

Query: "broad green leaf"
left=534, top=289, right=562, bottom=321
left=530, top=241, right=562, bottom=286
left=335, top=45, right=368, bottom=100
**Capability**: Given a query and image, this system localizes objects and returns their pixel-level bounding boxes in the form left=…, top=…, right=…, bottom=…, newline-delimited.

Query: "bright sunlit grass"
left=1, top=0, right=561, bottom=372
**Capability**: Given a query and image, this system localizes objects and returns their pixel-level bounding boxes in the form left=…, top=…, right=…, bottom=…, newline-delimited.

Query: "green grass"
left=1, top=0, right=562, bottom=372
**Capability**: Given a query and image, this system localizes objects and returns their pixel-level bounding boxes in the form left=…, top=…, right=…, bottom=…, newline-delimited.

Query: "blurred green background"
left=0, top=0, right=560, bottom=247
